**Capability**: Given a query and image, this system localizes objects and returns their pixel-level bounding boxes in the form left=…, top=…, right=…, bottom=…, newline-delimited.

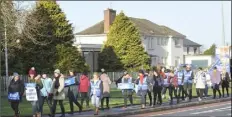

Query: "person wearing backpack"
left=8, top=72, right=25, bottom=117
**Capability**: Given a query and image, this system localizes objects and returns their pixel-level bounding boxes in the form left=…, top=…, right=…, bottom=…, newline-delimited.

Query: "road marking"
left=191, top=106, right=231, bottom=115
left=148, top=102, right=231, bottom=117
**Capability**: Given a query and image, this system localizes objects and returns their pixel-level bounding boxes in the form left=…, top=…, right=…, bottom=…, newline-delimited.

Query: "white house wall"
left=184, top=55, right=214, bottom=66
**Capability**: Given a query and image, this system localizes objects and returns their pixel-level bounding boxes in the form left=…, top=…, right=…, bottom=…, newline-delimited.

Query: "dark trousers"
left=177, top=85, right=184, bottom=101
left=169, top=86, right=178, bottom=104
left=212, top=84, right=221, bottom=98
left=183, top=83, right=192, bottom=101
left=52, top=100, right=65, bottom=116
left=80, top=92, right=89, bottom=107
left=11, top=102, right=19, bottom=115
left=204, top=85, right=208, bottom=97
left=153, top=86, right=162, bottom=105
left=196, top=88, right=204, bottom=99
left=68, top=90, right=82, bottom=112
left=145, top=90, right=152, bottom=106
left=101, top=97, right=109, bottom=109
left=222, top=84, right=229, bottom=97
left=123, top=95, right=133, bottom=107
left=40, top=96, right=52, bottom=116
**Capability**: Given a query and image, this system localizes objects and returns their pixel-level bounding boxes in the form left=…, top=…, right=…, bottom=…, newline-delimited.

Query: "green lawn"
left=1, top=86, right=231, bottom=116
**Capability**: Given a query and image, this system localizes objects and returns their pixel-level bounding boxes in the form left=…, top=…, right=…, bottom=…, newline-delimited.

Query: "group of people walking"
left=7, top=65, right=230, bottom=117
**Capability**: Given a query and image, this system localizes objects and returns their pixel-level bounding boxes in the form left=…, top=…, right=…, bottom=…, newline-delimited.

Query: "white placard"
left=26, top=87, right=38, bottom=101
left=118, top=83, right=134, bottom=90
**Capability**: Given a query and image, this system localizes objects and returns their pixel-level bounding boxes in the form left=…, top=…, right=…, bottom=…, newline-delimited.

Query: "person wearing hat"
left=100, top=68, right=112, bottom=110
left=65, top=70, right=82, bottom=114
left=8, top=72, right=25, bottom=117
left=182, top=64, right=194, bottom=102
left=50, top=69, right=65, bottom=117
left=210, top=66, right=222, bottom=99
left=135, top=70, right=151, bottom=109
left=121, top=72, right=133, bottom=108
left=90, top=72, right=103, bottom=115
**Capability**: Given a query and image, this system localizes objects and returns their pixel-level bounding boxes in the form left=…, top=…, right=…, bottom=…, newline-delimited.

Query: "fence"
left=0, top=72, right=139, bottom=96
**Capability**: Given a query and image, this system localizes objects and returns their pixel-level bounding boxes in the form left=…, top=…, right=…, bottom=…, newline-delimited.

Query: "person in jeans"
left=28, top=74, right=43, bottom=117
left=51, top=69, right=65, bottom=117
left=79, top=71, right=90, bottom=108
left=168, top=70, right=178, bottom=105
left=210, top=67, right=222, bottom=99
left=152, top=67, right=163, bottom=106
left=135, top=70, right=150, bottom=109
left=121, top=72, right=133, bottom=108
left=221, top=72, right=230, bottom=97
left=144, top=70, right=152, bottom=106
left=100, top=68, right=112, bottom=110
left=40, top=73, right=53, bottom=116
left=65, top=70, right=82, bottom=114
left=8, top=73, right=25, bottom=117
left=194, top=67, right=206, bottom=101
left=90, top=72, right=103, bottom=115
left=182, top=65, right=194, bottom=102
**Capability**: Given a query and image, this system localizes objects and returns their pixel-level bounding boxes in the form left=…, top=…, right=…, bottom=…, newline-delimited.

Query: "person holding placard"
left=90, top=72, right=103, bottom=115
left=51, top=69, right=65, bottom=117
left=27, top=74, right=43, bottom=117
left=135, top=70, right=150, bottom=109
left=121, top=72, right=133, bottom=108
left=65, top=70, right=82, bottom=114
left=8, top=72, right=25, bottom=117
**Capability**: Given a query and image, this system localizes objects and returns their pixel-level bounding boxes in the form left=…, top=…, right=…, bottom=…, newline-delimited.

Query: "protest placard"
left=118, top=83, right=134, bottom=90
left=25, top=83, right=38, bottom=101
left=64, top=77, right=76, bottom=86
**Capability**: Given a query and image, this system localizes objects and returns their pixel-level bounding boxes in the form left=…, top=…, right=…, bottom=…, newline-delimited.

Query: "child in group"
left=90, top=72, right=103, bottom=115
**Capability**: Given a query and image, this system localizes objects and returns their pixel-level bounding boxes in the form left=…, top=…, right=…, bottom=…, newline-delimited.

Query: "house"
left=183, top=38, right=201, bottom=55
left=74, top=8, right=199, bottom=71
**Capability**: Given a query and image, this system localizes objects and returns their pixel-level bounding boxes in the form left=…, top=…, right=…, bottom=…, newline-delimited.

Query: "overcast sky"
left=56, top=1, right=230, bottom=49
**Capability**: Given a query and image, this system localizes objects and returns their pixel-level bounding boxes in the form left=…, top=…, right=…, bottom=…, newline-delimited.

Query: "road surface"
left=126, top=101, right=231, bottom=117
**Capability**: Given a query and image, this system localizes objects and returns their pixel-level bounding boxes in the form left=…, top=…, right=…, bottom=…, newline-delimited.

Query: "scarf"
left=140, top=74, right=144, bottom=84
left=54, top=75, right=60, bottom=89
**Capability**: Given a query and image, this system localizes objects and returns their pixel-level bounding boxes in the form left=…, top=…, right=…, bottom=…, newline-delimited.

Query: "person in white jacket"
left=194, top=67, right=206, bottom=101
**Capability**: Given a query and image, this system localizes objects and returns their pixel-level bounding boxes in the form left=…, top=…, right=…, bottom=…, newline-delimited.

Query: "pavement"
left=126, top=101, right=231, bottom=117
left=40, top=95, right=231, bottom=117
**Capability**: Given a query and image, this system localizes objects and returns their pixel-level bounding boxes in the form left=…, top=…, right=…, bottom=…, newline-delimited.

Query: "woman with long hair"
left=152, top=67, right=163, bottom=106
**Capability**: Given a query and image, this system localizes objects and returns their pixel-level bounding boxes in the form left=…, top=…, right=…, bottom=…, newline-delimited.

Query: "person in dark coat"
left=8, top=72, right=25, bottom=117
left=152, top=67, right=163, bottom=106
left=221, top=72, right=230, bottom=97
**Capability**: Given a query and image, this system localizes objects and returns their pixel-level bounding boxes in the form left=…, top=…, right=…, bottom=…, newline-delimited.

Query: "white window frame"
left=157, top=37, right=160, bottom=45
left=174, top=38, right=181, bottom=47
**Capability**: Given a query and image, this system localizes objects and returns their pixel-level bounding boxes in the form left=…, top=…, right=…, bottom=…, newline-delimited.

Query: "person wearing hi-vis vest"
left=210, top=66, right=222, bottom=99
left=65, top=70, right=82, bottom=114
left=161, top=67, right=170, bottom=100
left=176, top=67, right=185, bottom=101
left=90, top=72, right=103, bottom=115
left=121, top=72, right=133, bottom=108
left=51, top=69, right=65, bottom=117
left=8, top=72, right=25, bottom=117
left=27, top=73, right=43, bottom=117
left=135, top=70, right=150, bottom=109
left=182, top=64, right=194, bottom=102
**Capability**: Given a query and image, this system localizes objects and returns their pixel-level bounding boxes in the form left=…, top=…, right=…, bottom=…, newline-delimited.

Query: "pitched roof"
left=183, top=38, right=201, bottom=47
left=76, top=17, right=186, bottom=38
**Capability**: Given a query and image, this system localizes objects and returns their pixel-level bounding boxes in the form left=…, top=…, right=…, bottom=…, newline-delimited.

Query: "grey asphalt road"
left=127, top=101, right=231, bottom=117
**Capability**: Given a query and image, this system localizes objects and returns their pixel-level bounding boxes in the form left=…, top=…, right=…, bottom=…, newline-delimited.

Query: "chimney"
left=104, top=8, right=116, bottom=33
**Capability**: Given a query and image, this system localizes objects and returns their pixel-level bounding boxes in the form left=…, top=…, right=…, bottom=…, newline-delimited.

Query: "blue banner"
left=8, top=92, right=20, bottom=101
left=64, top=77, right=76, bottom=86
left=118, top=83, right=134, bottom=90
left=25, top=83, right=36, bottom=87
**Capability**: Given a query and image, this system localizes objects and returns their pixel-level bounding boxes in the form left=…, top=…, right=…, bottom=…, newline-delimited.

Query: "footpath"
left=43, top=95, right=231, bottom=117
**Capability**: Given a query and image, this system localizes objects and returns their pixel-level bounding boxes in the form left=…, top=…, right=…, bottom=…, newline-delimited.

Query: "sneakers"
left=185, top=97, right=189, bottom=101
left=198, top=97, right=202, bottom=101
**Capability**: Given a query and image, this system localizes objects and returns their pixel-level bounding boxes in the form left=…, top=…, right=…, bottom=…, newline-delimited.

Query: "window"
left=157, top=38, right=160, bottom=45
left=161, top=38, right=165, bottom=45
left=174, top=38, right=180, bottom=46
left=165, top=38, right=168, bottom=45
left=194, top=47, right=197, bottom=54
left=148, top=37, right=153, bottom=49
left=187, top=47, right=189, bottom=54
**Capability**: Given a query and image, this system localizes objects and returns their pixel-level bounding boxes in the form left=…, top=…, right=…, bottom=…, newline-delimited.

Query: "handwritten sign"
left=25, top=83, right=38, bottom=101
left=64, top=77, right=76, bottom=86
left=8, top=92, right=20, bottom=101
left=118, top=83, right=134, bottom=90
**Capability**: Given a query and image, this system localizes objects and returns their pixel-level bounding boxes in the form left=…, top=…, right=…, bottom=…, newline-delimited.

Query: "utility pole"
left=4, top=22, right=8, bottom=86
left=221, top=1, right=225, bottom=46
